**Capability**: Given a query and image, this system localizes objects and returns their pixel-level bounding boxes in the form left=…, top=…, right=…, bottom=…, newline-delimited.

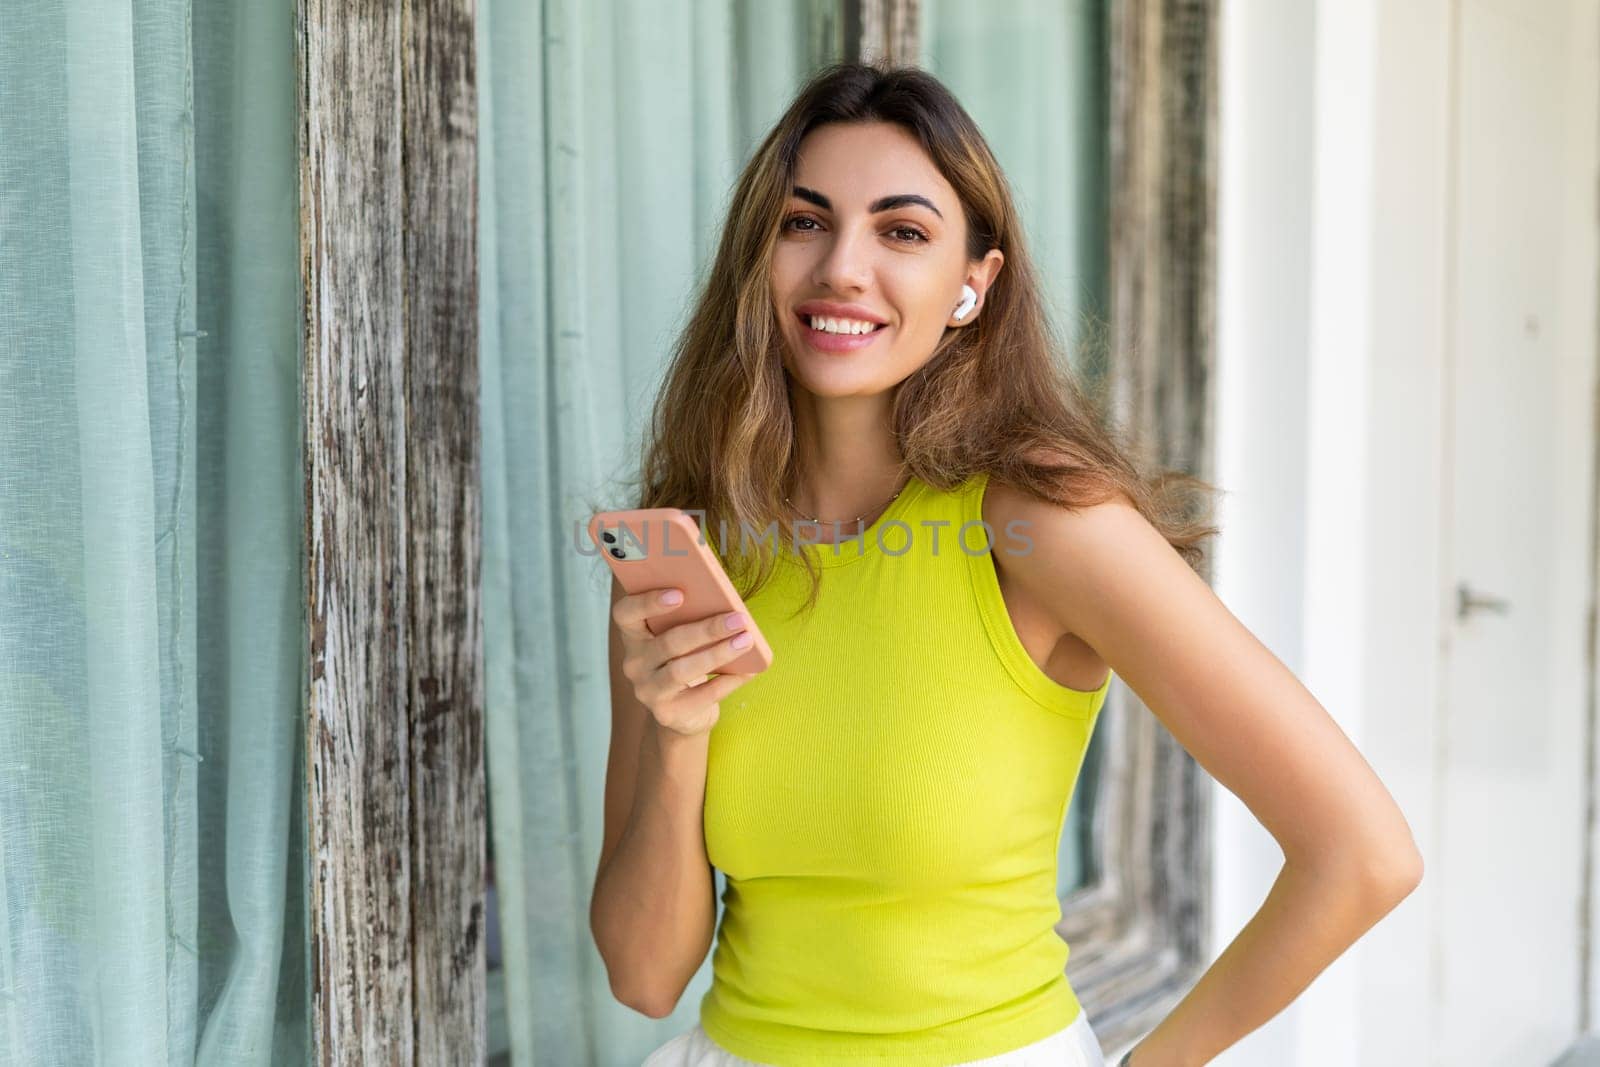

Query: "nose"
left=811, top=225, right=872, bottom=294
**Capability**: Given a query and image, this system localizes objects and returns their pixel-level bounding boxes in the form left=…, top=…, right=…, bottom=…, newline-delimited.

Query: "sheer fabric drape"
left=0, top=1, right=306, bottom=1062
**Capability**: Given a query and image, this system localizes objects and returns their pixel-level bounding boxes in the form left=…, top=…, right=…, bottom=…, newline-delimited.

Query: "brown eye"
left=891, top=226, right=929, bottom=243
left=783, top=215, right=819, bottom=233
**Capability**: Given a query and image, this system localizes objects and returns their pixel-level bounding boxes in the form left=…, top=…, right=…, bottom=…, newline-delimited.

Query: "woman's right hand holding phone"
left=611, top=587, right=757, bottom=738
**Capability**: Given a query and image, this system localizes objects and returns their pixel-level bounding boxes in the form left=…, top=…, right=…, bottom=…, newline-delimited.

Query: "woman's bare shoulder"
left=979, top=469, right=1149, bottom=637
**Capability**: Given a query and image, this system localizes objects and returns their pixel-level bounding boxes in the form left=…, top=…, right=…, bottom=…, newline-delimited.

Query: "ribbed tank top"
left=699, top=470, right=1113, bottom=1067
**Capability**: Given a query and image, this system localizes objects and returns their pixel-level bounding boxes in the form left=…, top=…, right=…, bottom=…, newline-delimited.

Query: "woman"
left=589, top=62, right=1423, bottom=1067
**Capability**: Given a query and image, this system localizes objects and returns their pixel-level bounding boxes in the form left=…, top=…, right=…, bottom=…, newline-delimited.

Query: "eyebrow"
left=792, top=185, right=944, bottom=220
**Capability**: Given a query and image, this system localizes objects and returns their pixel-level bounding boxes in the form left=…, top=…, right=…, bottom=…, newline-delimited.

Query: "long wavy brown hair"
left=615, top=60, right=1219, bottom=617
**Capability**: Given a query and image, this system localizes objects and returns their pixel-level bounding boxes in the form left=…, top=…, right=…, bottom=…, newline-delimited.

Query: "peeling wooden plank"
left=851, top=0, right=920, bottom=66
left=298, top=0, right=483, bottom=1057
left=299, top=0, right=413, bottom=1058
left=402, top=0, right=486, bottom=1060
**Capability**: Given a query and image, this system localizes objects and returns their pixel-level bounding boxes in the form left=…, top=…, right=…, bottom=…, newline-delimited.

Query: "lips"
left=795, top=312, right=889, bottom=354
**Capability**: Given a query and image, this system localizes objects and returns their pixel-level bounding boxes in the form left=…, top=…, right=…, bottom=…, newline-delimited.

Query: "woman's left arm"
left=994, top=486, right=1424, bottom=1067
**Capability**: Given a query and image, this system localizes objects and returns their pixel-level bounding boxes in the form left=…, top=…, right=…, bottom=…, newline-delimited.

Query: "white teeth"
left=807, top=315, right=880, bottom=335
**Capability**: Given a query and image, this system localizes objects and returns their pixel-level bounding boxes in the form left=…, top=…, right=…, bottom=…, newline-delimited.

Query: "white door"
left=1436, top=0, right=1598, bottom=1063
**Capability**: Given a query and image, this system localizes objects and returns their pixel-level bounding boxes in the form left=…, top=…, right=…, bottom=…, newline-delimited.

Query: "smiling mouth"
left=793, top=314, right=891, bottom=355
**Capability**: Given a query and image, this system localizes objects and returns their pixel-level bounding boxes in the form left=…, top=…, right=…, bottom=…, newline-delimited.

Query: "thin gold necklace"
left=783, top=477, right=910, bottom=529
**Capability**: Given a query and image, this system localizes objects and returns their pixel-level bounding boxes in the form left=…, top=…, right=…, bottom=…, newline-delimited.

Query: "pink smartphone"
left=588, top=506, right=774, bottom=675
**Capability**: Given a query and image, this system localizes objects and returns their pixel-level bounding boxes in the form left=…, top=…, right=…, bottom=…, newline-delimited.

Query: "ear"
left=950, top=248, right=1005, bottom=326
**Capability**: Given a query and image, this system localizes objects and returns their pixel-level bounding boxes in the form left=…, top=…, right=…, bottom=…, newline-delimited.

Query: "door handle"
left=1456, top=580, right=1511, bottom=621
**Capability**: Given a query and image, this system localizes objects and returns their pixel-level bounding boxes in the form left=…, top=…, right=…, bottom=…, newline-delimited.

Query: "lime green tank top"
left=700, top=470, right=1113, bottom=1066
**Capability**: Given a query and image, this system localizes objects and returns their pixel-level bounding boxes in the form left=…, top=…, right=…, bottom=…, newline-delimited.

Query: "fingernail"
left=724, top=612, right=746, bottom=630
left=661, top=589, right=683, bottom=605
left=731, top=632, right=753, bottom=649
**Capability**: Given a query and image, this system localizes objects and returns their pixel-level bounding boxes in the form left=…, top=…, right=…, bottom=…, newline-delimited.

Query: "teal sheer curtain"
left=920, top=0, right=1110, bottom=366
left=919, top=0, right=1111, bottom=895
left=477, top=2, right=838, bottom=1063
left=0, top=1, right=306, bottom=1062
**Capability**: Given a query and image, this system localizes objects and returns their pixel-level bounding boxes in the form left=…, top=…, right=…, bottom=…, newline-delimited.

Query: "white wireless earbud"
left=953, top=284, right=978, bottom=321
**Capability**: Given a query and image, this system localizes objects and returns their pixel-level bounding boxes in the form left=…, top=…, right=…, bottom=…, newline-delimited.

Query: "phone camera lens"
left=601, top=530, right=616, bottom=544
left=608, top=547, right=624, bottom=560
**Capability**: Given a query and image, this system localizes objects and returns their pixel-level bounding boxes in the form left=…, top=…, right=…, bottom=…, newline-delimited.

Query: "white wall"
left=1212, top=1, right=1319, bottom=1060
left=1214, top=0, right=1600, bottom=1060
left=1349, top=3, right=1454, bottom=1062
left=1213, top=0, right=1453, bottom=1063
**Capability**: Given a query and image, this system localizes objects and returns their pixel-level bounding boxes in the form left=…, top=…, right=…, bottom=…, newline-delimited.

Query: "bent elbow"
left=610, top=977, right=681, bottom=1020
left=1370, top=844, right=1424, bottom=905
left=591, top=913, right=696, bottom=1020
left=637, top=994, right=682, bottom=1020
left=596, top=946, right=685, bottom=1020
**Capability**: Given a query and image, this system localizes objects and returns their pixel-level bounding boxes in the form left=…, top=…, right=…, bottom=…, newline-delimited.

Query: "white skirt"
left=640, top=1008, right=1108, bottom=1067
